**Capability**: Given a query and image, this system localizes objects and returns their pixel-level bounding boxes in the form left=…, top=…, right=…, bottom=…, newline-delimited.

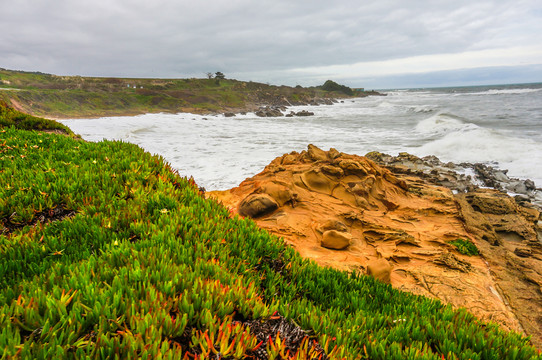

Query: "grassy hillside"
left=1, top=105, right=541, bottom=359
left=0, top=69, right=364, bottom=119
left=0, top=101, right=74, bottom=134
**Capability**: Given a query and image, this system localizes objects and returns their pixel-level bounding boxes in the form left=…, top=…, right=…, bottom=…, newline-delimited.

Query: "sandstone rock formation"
left=209, top=145, right=542, bottom=347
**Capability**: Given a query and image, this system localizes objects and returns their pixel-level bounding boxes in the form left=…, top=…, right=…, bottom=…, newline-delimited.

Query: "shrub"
left=0, top=101, right=73, bottom=134
left=449, top=238, right=480, bottom=256
left=320, top=80, right=354, bottom=95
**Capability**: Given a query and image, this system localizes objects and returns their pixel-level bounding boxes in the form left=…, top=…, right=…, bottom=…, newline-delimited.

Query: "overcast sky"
left=2, top=0, right=542, bottom=88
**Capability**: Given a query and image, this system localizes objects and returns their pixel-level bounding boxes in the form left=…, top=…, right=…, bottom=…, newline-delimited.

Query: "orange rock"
left=307, top=143, right=329, bottom=162
left=209, top=145, right=542, bottom=347
left=316, top=219, right=348, bottom=233
left=261, top=182, right=294, bottom=206
left=367, top=258, right=392, bottom=283
left=238, top=193, right=278, bottom=218
left=321, top=230, right=352, bottom=250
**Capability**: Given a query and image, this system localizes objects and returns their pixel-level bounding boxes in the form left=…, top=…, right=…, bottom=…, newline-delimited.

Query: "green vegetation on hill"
left=320, top=80, right=354, bottom=96
left=0, top=101, right=73, bottom=134
left=1, top=107, right=541, bottom=359
left=0, top=69, right=359, bottom=119
left=449, top=238, right=480, bottom=256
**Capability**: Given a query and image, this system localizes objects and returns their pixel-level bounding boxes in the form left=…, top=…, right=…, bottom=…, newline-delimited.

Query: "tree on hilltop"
left=214, top=72, right=225, bottom=85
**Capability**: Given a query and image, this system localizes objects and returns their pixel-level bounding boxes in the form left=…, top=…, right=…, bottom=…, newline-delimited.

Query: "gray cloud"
left=1, top=0, right=541, bottom=87
left=351, top=64, right=542, bottom=90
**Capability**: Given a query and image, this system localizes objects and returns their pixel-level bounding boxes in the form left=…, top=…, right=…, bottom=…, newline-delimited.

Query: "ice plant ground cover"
left=1, top=106, right=541, bottom=359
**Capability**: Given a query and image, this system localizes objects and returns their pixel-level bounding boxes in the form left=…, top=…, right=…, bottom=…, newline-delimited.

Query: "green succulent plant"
left=449, top=238, right=480, bottom=256
left=0, top=110, right=540, bottom=359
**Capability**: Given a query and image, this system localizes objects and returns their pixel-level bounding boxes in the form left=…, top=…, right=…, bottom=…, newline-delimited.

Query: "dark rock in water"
left=255, top=107, right=284, bottom=117
left=295, top=110, right=314, bottom=116
left=224, top=112, right=235, bottom=117
left=525, top=179, right=536, bottom=191
left=473, top=164, right=504, bottom=190
left=506, top=181, right=528, bottom=195
left=283, top=110, right=314, bottom=117
left=366, top=151, right=542, bottom=208
left=268, top=108, right=283, bottom=117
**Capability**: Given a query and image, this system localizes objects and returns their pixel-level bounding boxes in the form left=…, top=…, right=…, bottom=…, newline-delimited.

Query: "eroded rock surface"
left=209, top=145, right=542, bottom=347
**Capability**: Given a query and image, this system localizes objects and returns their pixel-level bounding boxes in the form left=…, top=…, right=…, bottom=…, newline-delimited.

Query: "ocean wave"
left=414, top=128, right=542, bottom=186
left=377, top=101, right=401, bottom=108
left=61, top=84, right=542, bottom=190
left=387, top=90, right=432, bottom=96
left=130, top=125, right=158, bottom=135
left=408, top=105, right=437, bottom=113
left=374, top=100, right=437, bottom=114
left=415, top=113, right=478, bottom=135
left=456, top=88, right=542, bottom=96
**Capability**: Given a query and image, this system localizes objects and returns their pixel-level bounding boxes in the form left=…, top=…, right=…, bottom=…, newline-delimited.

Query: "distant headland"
left=0, top=68, right=383, bottom=119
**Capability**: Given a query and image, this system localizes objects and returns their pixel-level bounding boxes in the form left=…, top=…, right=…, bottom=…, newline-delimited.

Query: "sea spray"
left=61, top=83, right=542, bottom=190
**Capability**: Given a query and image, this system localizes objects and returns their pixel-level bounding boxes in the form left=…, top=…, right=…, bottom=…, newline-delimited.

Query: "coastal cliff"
left=210, top=145, right=542, bottom=347
left=0, top=68, right=382, bottom=119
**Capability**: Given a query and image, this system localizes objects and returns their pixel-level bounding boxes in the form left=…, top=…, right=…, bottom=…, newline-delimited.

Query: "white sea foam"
left=455, top=88, right=542, bottom=96
left=415, top=113, right=478, bottom=135
left=60, top=84, right=542, bottom=190
left=377, top=101, right=399, bottom=108
left=387, top=90, right=432, bottom=96
left=408, top=105, right=437, bottom=113
left=414, top=128, right=542, bottom=186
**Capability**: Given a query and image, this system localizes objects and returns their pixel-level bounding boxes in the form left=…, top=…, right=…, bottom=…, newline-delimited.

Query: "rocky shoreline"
left=210, top=145, right=542, bottom=347
left=366, top=151, right=542, bottom=208
left=223, top=92, right=386, bottom=118
left=2, top=68, right=387, bottom=119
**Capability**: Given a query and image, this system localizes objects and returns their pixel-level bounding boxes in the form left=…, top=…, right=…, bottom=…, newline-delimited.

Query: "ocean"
left=60, top=83, right=542, bottom=191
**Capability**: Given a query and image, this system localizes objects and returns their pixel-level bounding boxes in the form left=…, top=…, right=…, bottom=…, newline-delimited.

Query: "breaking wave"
left=415, top=113, right=478, bottom=136
left=457, top=88, right=542, bottom=96
left=414, top=126, right=542, bottom=186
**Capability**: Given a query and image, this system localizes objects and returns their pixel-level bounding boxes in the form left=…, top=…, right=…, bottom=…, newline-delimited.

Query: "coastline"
left=0, top=69, right=385, bottom=120
left=43, top=95, right=382, bottom=120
